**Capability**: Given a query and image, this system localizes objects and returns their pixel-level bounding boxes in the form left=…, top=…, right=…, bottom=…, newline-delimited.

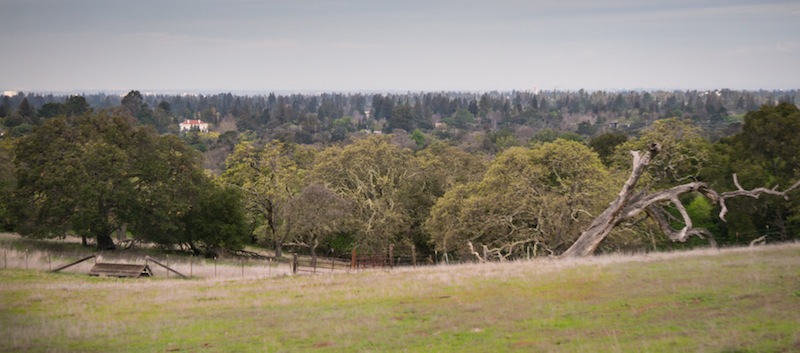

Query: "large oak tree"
left=221, top=140, right=315, bottom=257
left=13, top=112, right=208, bottom=250
left=312, top=135, right=418, bottom=254
left=426, top=139, right=615, bottom=260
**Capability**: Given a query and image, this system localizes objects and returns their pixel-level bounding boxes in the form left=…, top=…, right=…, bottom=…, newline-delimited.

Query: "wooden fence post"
left=351, top=249, right=356, bottom=271
left=190, top=255, right=193, bottom=277
left=292, top=253, right=298, bottom=274
left=241, top=258, right=245, bottom=278
left=389, top=244, right=394, bottom=269
left=411, top=245, right=417, bottom=267
left=214, top=257, right=217, bottom=277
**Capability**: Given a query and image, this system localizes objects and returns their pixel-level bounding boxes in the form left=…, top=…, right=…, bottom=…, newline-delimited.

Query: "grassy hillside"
left=1, top=244, right=799, bottom=352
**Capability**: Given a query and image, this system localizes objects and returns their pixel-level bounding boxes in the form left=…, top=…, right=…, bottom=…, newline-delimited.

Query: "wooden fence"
left=291, top=245, right=431, bottom=274
left=292, top=254, right=352, bottom=274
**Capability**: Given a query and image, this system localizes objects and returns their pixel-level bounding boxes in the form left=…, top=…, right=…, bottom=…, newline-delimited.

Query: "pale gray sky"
left=1, top=0, right=798, bottom=93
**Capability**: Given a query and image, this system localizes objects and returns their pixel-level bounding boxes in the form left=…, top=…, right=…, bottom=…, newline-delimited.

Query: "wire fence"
left=0, top=245, right=437, bottom=279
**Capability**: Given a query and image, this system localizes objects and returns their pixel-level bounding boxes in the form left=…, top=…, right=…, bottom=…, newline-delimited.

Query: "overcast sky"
left=1, top=0, right=798, bottom=93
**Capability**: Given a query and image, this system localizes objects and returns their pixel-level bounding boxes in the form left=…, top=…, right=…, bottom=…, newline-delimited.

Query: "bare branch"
left=714, top=174, right=800, bottom=221
left=482, top=238, right=545, bottom=261
left=749, top=235, right=767, bottom=247
left=721, top=174, right=800, bottom=201
left=621, top=182, right=708, bottom=219
left=670, top=196, right=693, bottom=233
left=644, top=205, right=716, bottom=246
left=732, top=173, right=744, bottom=191
left=570, top=208, right=594, bottom=221
left=467, top=241, right=486, bottom=263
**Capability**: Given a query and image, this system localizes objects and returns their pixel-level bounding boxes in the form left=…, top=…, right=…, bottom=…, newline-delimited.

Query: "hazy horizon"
left=2, top=0, right=799, bottom=93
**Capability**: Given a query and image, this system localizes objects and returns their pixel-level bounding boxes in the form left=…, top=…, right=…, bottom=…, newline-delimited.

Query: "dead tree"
left=562, top=143, right=800, bottom=257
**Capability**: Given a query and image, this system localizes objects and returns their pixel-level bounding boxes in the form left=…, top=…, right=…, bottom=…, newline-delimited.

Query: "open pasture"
left=1, top=243, right=799, bottom=352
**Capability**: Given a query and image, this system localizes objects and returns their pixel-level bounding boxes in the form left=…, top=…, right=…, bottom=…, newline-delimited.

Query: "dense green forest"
left=0, top=89, right=798, bottom=261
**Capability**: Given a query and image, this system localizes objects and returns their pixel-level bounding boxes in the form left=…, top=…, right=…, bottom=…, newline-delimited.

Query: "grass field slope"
left=1, top=243, right=799, bottom=352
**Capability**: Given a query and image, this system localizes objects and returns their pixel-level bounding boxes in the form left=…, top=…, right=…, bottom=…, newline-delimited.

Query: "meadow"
left=1, top=239, right=799, bottom=352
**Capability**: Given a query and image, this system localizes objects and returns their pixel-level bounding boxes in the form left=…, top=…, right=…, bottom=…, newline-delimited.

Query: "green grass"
left=1, top=244, right=799, bottom=352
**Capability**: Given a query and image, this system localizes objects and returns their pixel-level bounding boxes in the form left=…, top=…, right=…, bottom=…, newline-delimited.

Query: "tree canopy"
left=312, top=135, right=419, bottom=254
left=12, top=111, right=240, bottom=254
left=221, top=140, right=315, bottom=256
left=426, top=139, right=615, bottom=259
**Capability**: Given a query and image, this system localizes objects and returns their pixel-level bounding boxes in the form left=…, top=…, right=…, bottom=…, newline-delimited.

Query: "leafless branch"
left=467, top=241, right=486, bottom=263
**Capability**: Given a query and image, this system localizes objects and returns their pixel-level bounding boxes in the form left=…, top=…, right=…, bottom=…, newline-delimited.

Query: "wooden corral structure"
left=291, top=245, right=425, bottom=275
left=89, top=263, right=153, bottom=278
left=292, top=254, right=352, bottom=274
left=51, top=254, right=188, bottom=278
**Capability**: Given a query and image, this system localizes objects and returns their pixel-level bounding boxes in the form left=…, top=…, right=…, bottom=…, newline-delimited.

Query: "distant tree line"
left=3, top=89, right=797, bottom=137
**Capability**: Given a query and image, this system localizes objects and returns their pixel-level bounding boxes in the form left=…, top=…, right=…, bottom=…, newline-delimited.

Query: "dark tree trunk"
left=188, top=241, right=202, bottom=256
left=274, top=240, right=283, bottom=258
left=96, top=232, right=117, bottom=251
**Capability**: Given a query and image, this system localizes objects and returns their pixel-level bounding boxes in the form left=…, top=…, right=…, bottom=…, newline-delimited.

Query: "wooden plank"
left=89, top=263, right=152, bottom=278
left=52, top=255, right=96, bottom=273
left=145, top=256, right=189, bottom=278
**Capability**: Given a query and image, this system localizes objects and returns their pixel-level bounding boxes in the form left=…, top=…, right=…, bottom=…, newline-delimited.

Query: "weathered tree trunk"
left=562, top=143, right=660, bottom=257
left=188, top=241, right=202, bottom=256
left=116, top=224, right=127, bottom=242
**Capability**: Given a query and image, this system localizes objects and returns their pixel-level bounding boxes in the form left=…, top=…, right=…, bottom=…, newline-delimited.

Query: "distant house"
left=179, top=119, right=209, bottom=133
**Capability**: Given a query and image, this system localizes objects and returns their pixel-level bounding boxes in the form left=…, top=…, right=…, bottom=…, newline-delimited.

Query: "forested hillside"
left=1, top=89, right=797, bottom=261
